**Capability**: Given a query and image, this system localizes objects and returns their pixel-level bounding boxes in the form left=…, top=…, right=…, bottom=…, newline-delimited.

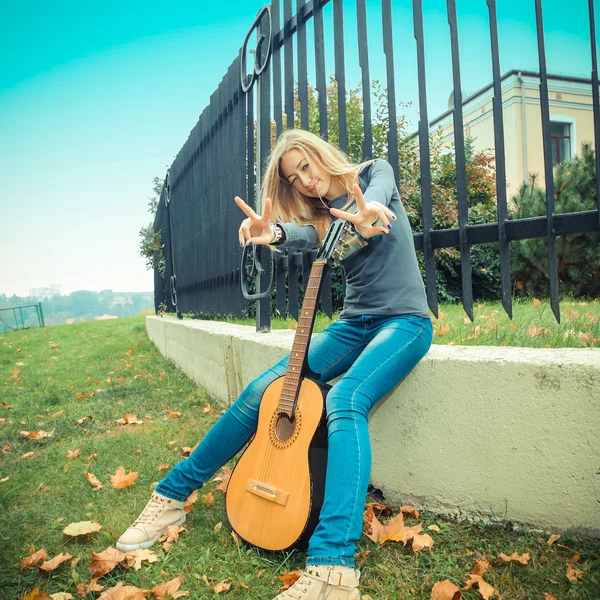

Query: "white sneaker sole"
left=116, top=514, right=186, bottom=552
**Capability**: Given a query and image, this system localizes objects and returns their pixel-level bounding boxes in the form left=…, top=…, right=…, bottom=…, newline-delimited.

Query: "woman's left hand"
left=329, top=183, right=396, bottom=239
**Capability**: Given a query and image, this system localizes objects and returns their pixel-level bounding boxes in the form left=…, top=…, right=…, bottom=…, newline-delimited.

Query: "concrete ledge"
left=146, top=315, right=600, bottom=537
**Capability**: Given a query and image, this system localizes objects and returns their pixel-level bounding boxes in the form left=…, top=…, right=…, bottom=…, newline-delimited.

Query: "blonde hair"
left=261, top=129, right=374, bottom=241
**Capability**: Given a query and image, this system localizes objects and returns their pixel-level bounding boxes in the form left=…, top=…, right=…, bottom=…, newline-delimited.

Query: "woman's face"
left=279, top=148, right=334, bottom=200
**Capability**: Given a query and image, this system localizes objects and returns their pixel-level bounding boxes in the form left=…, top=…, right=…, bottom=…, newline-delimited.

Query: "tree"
left=510, top=143, right=599, bottom=298
left=138, top=177, right=166, bottom=278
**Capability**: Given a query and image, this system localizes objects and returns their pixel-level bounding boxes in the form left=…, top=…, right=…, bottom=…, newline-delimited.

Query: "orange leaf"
left=202, top=492, right=214, bottom=507
left=76, top=578, right=104, bottom=596
left=184, top=490, right=198, bottom=515
left=412, top=533, right=434, bottom=552
left=168, top=412, right=182, bottom=419
left=401, top=505, right=420, bottom=519
left=75, top=392, right=94, bottom=400
left=63, top=521, right=103, bottom=537
left=278, top=570, right=303, bottom=591
left=472, top=559, right=490, bottom=576
left=214, top=522, right=223, bottom=532
left=158, top=525, right=185, bottom=544
left=125, top=347, right=136, bottom=356
left=21, top=451, right=36, bottom=459
left=462, top=575, right=499, bottom=600
left=21, top=548, right=48, bottom=569
left=231, top=530, right=242, bottom=547
left=566, top=562, right=583, bottom=582
left=213, top=579, right=231, bottom=594
left=50, top=410, right=64, bottom=418
left=22, top=587, right=52, bottom=600
left=362, top=504, right=385, bottom=542
left=110, top=467, right=138, bottom=489
left=2, top=401, right=14, bottom=408
left=88, top=453, right=99, bottom=461
left=202, top=403, right=214, bottom=413
left=544, top=594, right=558, bottom=600
left=19, top=430, right=54, bottom=439
left=158, top=463, right=169, bottom=472
left=428, top=524, right=441, bottom=532
left=431, top=579, right=462, bottom=600
left=89, top=547, right=127, bottom=577
left=95, top=582, right=148, bottom=600
left=75, top=415, right=93, bottom=425
left=67, top=449, right=81, bottom=459
left=84, top=472, right=103, bottom=490
left=122, top=549, right=159, bottom=571
left=151, top=576, right=189, bottom=599
left=0, top=418, right=5, bottom=425
left=116, top=413, right=143, bottom=425
left=39, top=552, right=73, bottom=572
left=499, top=551, right=530, bottom=564
left=212, top=467, right=232, bottom=493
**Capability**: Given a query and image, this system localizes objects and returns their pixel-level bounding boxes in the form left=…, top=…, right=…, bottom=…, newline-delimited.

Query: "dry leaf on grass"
left=158, top=463, right=169, bottom=472
left=400, top=505, right=420, bottom=519
left=168, top=412, right=182, bottom=419
left=76, top=578, right=105, bottom=596
left=428, top=524, right=441, bottom=532
left=96, top=583, right=148, bottom=600
left=412, top=533, right=434, bottom=552
left=63, top=521, right=102, bottom=537
left=566, top=562, right=583, bottom=582
left=231, top=530, right=242, bottom=547
left=202, top=492, right=214, bottom=507
left=110, top=467, right=138, bottom=489
left=472, top=559, right=490, bottom=576
left=202, top=403, right=214, bottom=413
left=84, top=472, right=103, bottom=491
left=547, top=534, right=561, bottom=547
left=21, top=548, right=48, bottom=569
left=0, top=418, right=5, bottom=425
left=22, top=587, right=53, bottom=600
left=49, top=593, right=74, bottom=600
left=0, top=476, right=9, bottom=483
left=39, top=552, right=73, bottom=573
left=122, top=549, right=159, bottom=571
left=116, top=414, right=143, bottom=425
left=90, top=547, right=128, bottom=577
left=75, top=415, right=93, bottom=425
left=462, top=574, right=500, bottom=600
left=151, top=576, right=189, bottom=598
left=544, top=594, right=558, bottom=600
left=66, top=449, right=81, bottom=459
left=278, top=570, right=304, bottom=591
left=212, top=467, right=232, bottom=493
left=159, top=525, right=185, bottom=552
left=214, top=522, right=223, bottom=532
left=499, top=552, right=530, bottom=564
left=431, top=579, right=462, bottom=600
left=19, top=430, right=54, bottom=439
left=213, top=580, right=231, bottom=594
left=184, top=490, right=198, bottom=514
left=21, top=451, right=36, bottom=459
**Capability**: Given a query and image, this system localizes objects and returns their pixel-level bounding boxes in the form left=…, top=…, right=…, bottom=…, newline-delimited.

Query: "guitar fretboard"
left=278, top=260, right=326, bottom=417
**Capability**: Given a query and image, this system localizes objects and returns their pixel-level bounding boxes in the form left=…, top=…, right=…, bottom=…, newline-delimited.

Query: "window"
left=551, top=122, right=571, bottom=165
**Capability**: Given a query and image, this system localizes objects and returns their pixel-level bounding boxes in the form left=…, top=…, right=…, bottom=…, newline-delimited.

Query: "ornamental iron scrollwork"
left=240, top=5, right=272, bottom=93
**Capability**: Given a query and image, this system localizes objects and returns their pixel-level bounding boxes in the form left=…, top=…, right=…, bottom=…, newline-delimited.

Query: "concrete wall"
left=146, top=316, right=600, bottom=537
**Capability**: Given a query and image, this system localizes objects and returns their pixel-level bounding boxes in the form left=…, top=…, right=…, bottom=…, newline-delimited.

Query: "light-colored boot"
left=116, top=492, right=186, bottom=551
left=274, top=565, right=361, bottom=600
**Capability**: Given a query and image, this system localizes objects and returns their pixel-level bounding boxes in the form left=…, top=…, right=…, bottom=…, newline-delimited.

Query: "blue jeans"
left=156, top=314, right=433, bottom=567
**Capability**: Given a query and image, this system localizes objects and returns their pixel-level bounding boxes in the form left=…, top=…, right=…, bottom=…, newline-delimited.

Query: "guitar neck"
left=278, top=260, right=328, bottom=417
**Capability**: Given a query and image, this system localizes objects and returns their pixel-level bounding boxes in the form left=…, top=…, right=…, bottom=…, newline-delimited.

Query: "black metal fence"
left=154, top=0, right=600, bottom=330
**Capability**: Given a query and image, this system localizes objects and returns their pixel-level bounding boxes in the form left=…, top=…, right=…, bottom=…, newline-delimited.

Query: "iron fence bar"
left=486, top=0, right=512, bottom=319
left=333, top=0, right=348, bottom=152
left=297, top=0, right=309, bottom=130
left=314, top=0, right=328, bottom=140
left=382, top=0, right=399, bottom=182
left=357, top=0, right=372, bottom=160
left=411, top=210, right=599, bottom=250
left=535, top=0, right=560, bottom=323
left=288, top=251, right=301, bottom=320
left=447, top=0, right=474, bottom=321
left=272, top=0, right=284, bottom=140
left=284, top=0, right=295, bottom=129
left=589, top=0, right=600, bottom=232
left=413, top=0, right=438, bottom=318
left=276, top=252, right=288, bottom=318
left=257, top=11, right=273, bottom=331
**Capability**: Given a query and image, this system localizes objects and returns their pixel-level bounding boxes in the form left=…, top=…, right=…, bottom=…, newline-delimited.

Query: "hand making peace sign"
left=235, top=196, right=274, bottom=246
left=329, top=183, right=397, bottom=239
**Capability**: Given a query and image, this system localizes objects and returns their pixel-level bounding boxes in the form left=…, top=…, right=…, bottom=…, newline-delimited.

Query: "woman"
left=117, top=129, right=432, bottom=600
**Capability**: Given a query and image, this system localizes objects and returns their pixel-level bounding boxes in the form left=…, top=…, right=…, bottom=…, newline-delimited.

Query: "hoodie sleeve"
left=362, top=159, right=396, bottom=207
left=276, top=222, right=319, bottom=251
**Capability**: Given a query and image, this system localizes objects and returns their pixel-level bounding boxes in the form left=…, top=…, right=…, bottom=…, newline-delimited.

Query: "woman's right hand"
left=235, top=196, right=274, bottom=246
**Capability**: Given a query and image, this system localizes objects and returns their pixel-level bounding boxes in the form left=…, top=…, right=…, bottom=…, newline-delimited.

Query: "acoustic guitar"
left=226, top=217, right=364, bottom=551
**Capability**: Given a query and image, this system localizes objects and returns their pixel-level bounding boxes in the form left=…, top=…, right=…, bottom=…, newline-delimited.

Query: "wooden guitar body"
left=226, top=376, right=329, bottom=551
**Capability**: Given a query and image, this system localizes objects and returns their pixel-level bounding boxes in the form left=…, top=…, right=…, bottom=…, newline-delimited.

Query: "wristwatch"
left=270, top=223, right=285, bottom=245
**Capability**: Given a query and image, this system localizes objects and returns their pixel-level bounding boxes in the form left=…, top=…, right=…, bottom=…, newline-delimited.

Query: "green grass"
left=221, top=298, right=600, bottom=348
left=1, top=315, right=598, bottom=599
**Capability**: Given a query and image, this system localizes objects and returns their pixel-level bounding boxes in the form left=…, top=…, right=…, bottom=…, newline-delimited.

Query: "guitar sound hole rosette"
left=269, top=410, right=302, bottom=449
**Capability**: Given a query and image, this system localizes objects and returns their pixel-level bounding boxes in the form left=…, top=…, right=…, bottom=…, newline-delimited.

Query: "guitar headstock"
left=317, top=218, right=368, bottom=264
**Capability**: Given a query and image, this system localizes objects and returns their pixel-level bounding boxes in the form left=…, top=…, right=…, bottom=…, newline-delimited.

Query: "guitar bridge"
left=246, top=479, right=289, bottom=506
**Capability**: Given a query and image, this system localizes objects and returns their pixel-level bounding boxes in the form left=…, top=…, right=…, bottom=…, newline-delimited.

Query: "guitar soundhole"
left=275, top=414, right=296, bottom=442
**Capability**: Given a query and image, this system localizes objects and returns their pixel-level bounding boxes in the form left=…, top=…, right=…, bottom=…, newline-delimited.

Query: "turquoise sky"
left=0, top=0, right=593, bottom=297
